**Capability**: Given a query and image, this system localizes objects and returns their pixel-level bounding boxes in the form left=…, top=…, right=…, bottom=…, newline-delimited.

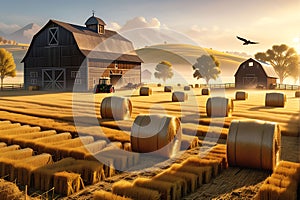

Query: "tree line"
left=154, top=44, right=299, bottom=85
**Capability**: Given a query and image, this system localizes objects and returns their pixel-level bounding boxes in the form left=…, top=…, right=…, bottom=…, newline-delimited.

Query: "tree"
left=0, top=48, right=16, bottom=90
left=154, top=60, right=174, bottom=82
left=192, top=54, right=221, bottom=84
left=255, top=44, right=299, bottom=84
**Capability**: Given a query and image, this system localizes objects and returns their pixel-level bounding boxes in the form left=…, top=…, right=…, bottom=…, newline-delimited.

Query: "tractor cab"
left=94, top=77, right=115, bottom=93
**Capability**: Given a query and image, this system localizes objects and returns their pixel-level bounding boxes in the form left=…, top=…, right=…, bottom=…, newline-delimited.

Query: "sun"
left=292, top=37, right=300, bottom=53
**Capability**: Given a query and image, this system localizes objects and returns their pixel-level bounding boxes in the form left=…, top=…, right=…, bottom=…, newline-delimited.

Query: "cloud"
left=0, top=22, right=21, bottom=34
left=108, top=16, right=163, bottom=32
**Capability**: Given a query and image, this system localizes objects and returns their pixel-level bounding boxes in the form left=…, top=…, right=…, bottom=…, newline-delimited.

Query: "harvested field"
left=0, top=87, right=298, bottom=199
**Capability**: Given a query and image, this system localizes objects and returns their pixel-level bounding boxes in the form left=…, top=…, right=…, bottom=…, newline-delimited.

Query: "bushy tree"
left=154, top=60, right=174, bottom=82
left=255, top=44, right=299, bottom=84
left=0, top=48, right=16, bottom=90
left=192, top=54, right=221, bottom=84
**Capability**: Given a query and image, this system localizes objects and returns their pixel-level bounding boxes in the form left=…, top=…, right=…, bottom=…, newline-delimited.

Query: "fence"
left=276, top=84, right=299, bottom=90
left=0, top=84, right=24, bottom=90
left=198, top=83, right=299, bottom=90
left=200, top=83, right=235, bottom=89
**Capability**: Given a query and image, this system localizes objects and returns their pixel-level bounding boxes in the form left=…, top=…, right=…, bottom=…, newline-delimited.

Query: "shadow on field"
left=248, top=106, right=279, bottom=111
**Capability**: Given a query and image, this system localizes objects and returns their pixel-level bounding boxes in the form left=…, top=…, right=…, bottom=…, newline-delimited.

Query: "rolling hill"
left=136, top=44, right=247, bottom=84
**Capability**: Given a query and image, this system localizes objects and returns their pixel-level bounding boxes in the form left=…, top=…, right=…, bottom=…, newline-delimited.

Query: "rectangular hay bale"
left=94, top=190, right=133, bottom=200
left=112, top=180, right=161, bottom=200
left=134, top=177, right=177, bottom=200
left=53, top=171, right=83, bottom=196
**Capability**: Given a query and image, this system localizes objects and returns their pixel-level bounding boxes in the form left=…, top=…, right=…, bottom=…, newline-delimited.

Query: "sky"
left=1, top=0, right=300, bottom=55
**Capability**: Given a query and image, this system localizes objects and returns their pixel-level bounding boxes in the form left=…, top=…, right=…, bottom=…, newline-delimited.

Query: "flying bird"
left=236, top=36, right=259, bottom=45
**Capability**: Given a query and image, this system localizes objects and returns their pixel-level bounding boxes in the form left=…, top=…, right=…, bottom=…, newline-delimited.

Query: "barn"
left=22, top=14, right=143, bottom=91
left=234, top=58, right=278, bottom=89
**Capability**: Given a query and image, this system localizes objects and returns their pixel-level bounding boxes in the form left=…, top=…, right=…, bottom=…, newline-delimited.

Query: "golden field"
left=0, top=86, right=299, bottom=199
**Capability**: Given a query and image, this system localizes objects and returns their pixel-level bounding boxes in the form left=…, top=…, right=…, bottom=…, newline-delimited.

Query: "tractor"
left=94, top=77, right=115, bottom=93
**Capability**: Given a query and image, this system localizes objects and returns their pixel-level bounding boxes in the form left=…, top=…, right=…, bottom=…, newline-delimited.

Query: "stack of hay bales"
left=24, top=132, right=72, bottom=151
left=0, top=148, right=34, bottom=178
left=235, top=91, right=248, bottom=100
left=256, top=161, right=300, bottom=200
left=112, top=180, right=161, bottom=200
left=130, top=114, right=182, bottom=158
left=172, top=92, right=188, bottom=102
left=94, top=190, right=133, bottom=200
left=206, top=97, right=233, bottom=117
left=39, top=136, right=94, bottom=160
left=106, top=144, right=226, bottom=200
left=10, top=130, right=57, bottom=148
left=295, top=91, right=300, bottom=97
left=101, top=96, right=132, bottom=120
left=201, top=88, right=210, bottom=95
left=195, top=84, right=199, bottom=88
left=11, top=153, right=53, bottom=186
left=133, top=177, right=177, bottom=200
left=140, top=87, right=152, bottom=96
left=33, top=158, right=105, bottom=192
left=265, top=92, right=286, bottom=107
left=85, top=148, right=139, bottom=174
left=0, top=126, right=41, bottom=143
left=180, top=135, right=199, bottom=150
left=69, top=140, right=107, bottom=160
left=227, top=120, right=281, bottom=171
left=164, top=86, right=173, bottom=92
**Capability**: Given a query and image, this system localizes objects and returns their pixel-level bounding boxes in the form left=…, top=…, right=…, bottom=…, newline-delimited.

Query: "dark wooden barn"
left=22, top=14, right=143, bottom=91
left=234, top=58, right=278, bottom=89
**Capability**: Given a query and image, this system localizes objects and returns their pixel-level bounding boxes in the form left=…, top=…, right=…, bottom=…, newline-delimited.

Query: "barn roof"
left=22, top=19, right=143, bottom=63
left=235, top=58, right=279, bottom=79
left=85, top=16, right=106, bottom=26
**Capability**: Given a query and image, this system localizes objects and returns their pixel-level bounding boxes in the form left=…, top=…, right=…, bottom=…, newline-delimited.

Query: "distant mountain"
left=0, top=30, right=6, bottom=37
left=6, top=23, right=41, bottom=44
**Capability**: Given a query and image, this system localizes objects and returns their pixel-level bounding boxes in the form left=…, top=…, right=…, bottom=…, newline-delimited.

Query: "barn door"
left=243, top=75, right=257, bottom=88
left=42, top=69, right=66, bottom=90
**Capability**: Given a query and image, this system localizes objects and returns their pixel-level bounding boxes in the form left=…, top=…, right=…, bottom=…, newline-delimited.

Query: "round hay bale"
left=295, top=91, right=300, bottom=97
left=189, top=84, right=194, bottom=88
left=265, top=93, right=286, bottom=107
left=131, top=115, right=182, bottom=158
left=140, top=87, right=152, bottom=96
left=172, top=92, right=188, bottom=102
left=100, top=96, right=132, bottom=120
left=195, top=84, right=199, bottom=88
left=164, top=86, right=173, bottom=92
left=177, top=83, right=181, bottom=87
left=184, top=86, right=191, bottom=91
left=202, top=88, right=210, bottom=95
left=227, top=120, right=281, bottom=171
left=235, top=91, right=248, bottom=100
left=157, top=83, right=162, bottom=87
left=206, top=97, right=233, bottom=117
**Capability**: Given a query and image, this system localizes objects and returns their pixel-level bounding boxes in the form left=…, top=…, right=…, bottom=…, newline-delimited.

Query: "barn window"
left=48, top=27, right=59, bottom=45
left=71, top=71, right=80, bottom=78
left=30, top=72, right=38, bottom=78
left=99, top=25, right=104, bottom=34
left=31, top=79, right=37, bottom=85
left=74, top=79, right=81, bottom=84
left=248, top=62, right=254, bottom=67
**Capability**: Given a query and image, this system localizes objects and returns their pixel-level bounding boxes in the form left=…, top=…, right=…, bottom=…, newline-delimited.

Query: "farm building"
left=22, top=14, right=143, bottom=91
left=141, top=69, right=152, bottom=82
left=234, top=58, right=278, bottom=89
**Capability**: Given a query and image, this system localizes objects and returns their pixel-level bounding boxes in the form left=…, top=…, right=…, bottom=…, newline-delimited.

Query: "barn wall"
left=24, top=23, right=86, bottom=90
left=87, top=59, right=141, bottom=90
